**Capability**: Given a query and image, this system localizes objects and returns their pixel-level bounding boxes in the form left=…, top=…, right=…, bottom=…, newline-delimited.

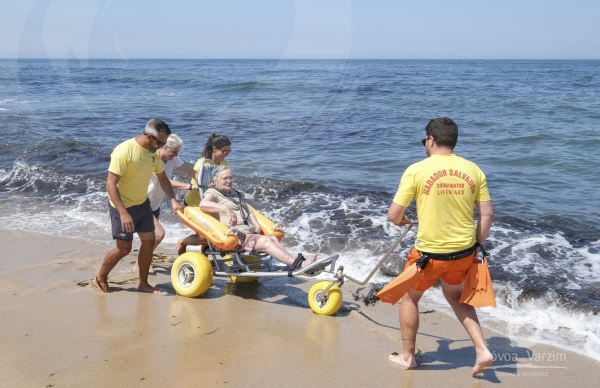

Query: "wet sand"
left=1, top=229, right=598, bottom=387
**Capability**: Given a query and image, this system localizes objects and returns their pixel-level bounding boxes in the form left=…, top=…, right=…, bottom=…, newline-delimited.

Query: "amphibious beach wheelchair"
left=169, top=160, right=415, bottom=315
left=170, top=206, right=345, bottom=315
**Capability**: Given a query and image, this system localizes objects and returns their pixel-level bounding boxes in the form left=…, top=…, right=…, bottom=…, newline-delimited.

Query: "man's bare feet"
left=93, top=277, right=112, bottom=293
left=472, top=350, right=493, bottom=376
left=133, top=262, right=155, bottom=274
left=301, top=253, right=317, bottom=268
left=388, top=352, right=417, bottom=369
left=137, top=282, right=163, bottom=294
left=177, top=238, right=186, bottom=255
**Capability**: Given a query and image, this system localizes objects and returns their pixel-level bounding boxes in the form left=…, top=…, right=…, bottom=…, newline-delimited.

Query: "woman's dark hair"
left=201, top=133, right=231, bottom=160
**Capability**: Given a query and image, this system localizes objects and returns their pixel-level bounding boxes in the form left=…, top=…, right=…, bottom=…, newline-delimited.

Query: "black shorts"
left=109, top=199, right=155, bottom=240
left=152, top=207, right=161, bottom=220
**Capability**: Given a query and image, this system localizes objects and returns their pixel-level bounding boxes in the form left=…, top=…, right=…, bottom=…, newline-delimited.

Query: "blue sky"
left=2, top=0, right=599, bottom=59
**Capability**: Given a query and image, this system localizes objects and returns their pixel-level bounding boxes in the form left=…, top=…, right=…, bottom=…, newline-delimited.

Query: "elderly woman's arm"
left=200, top=192, right=238, bottom=226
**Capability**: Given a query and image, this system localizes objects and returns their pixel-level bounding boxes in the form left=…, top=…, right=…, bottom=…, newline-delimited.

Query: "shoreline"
left=1, top=229, right=598, bottom=387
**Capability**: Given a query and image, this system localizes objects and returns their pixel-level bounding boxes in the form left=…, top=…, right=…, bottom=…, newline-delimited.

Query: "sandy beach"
left=1, top=229, right=598, bottom=388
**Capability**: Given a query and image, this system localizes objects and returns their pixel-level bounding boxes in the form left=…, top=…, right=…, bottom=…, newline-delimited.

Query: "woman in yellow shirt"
left=183, top=133, right=231, bottom=206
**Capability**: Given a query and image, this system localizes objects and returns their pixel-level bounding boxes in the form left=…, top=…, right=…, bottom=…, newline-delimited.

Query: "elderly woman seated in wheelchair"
left=171, top=165, right=343, bottom=315
left=200, top=165, right=317, bottom=269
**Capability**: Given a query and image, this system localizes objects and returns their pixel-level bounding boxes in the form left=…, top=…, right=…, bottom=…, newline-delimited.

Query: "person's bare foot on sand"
left=472, top=350, right=493, bottom=376
left=301, top=253, right=317, bottom=268
left=137, top=282, right=163, bottom=294
left=93, top=277, right=112, bottom=293
left=388, top=352, right=417, bottom=369
left=177, top=238, right=186, bottom=255
left=133, top=262, right=155, bottom=274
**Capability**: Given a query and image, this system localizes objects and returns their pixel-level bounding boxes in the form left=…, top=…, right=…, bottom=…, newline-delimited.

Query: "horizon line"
left=3, top=57, right=600, bottom=61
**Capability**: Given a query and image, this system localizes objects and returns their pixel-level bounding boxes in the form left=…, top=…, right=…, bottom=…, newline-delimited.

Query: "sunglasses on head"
left=421, top=136, right=430, bottom=146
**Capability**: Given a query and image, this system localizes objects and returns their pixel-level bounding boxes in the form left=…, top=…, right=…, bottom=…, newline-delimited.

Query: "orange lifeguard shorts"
left=404, top=247, right=475, bottom=291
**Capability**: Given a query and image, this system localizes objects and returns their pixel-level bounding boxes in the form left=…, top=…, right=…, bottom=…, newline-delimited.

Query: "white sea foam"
left=0, top=196, right=192, bottom=247
left=0, top=159, right=89, bottom=195
left=1, top=205, right=109, bottom=243
left=488, top=227, right=600, bottom=285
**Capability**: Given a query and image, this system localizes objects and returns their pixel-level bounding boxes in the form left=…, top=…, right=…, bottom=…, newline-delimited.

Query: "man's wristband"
left=189, top=183, right=192, bottom=190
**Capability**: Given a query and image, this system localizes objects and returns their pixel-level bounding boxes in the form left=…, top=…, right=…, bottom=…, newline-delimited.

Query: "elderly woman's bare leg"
left=254, top=235, right=316, bottom=268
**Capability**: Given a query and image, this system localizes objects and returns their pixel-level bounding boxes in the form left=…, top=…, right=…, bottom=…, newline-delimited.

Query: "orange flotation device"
left=247, top=205, right=285, bottom=241
left=177, top=205, right=284, bottom=251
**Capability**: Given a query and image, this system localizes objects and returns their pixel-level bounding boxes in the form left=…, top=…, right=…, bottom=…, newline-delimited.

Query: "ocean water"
left=1, top=59, right=599, bottom=360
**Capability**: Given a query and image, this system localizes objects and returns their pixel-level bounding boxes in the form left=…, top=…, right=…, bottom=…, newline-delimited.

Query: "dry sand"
left=1, top=229, right=598, bottom=387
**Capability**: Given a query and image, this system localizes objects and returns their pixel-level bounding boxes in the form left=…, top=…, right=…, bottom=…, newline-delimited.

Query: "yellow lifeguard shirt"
left=184, top=157, right=230, bottom=206
left=108, top=138, right=164, bottom=208
left=393, top=154, right=491, bottom=253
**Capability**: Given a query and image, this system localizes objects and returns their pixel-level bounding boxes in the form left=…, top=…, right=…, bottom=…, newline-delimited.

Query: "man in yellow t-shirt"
left=386, top=118, right=494, bottom=375
left=94, top=118, right=184, bottom=294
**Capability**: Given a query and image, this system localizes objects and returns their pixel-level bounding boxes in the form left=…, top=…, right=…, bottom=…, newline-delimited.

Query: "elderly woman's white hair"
left=209, top=165, right=231, bottom=188
left=164, top=134, right=183, bottom=150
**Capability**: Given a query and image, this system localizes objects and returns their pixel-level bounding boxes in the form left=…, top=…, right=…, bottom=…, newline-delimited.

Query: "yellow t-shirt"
left=393, top=154, right=491, bottom=253
left=108, top=138, right=164, bottom=208
left=183, top=157, right=230, bottom=206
